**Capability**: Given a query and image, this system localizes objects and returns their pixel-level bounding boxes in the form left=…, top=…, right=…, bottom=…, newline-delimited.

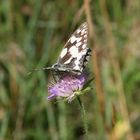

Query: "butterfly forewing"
left=55, top=22, right=90, bottom=74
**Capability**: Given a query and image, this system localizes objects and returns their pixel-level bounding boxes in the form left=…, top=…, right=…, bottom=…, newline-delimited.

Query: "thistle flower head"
left=47, top=73, right=88, bottom=102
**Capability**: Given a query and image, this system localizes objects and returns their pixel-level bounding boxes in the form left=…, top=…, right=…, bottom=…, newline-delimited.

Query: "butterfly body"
left=46, top=22, right=91, bottom=76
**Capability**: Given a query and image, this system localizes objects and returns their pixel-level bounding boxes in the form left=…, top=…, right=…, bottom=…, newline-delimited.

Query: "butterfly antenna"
left=27, top=67, right=51, bottom=76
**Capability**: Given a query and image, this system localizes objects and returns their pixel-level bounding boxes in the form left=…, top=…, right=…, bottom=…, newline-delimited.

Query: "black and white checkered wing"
left=55, top=22, right=91, bottom=74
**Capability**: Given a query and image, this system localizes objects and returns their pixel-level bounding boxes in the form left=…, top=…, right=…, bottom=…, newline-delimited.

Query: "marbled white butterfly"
left=47, top=22, right=91, bottom=75
left=29, top=22, right=91, bottom=76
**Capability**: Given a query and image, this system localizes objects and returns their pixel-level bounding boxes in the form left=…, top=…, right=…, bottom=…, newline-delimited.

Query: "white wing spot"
left=84, top=34, right=87, bottom=38
left=70, top=36, right=77, bottom=43
left=77, top=29, right=81, bottom=34
left=84, top=31, right=88, bottom=34
left=76, top=41, right=82, bottom=47
left=82, top=44, right=86, bottom=48
left=76, top=37, right=82, bottom=43
left=86, top=56, right=90, bottom=61
left=73, top=63, right=81, bottom=71
left=83, top=39, right=87, bottom=43
left=69, top=46, right=79, bottom=57
left=83, top=23, right=87, bottom=28
left=64, top=57, right=73, bottom=64
left=60, top=48, right=67, bottom=58
left=81, top=29, right=86, bottom=35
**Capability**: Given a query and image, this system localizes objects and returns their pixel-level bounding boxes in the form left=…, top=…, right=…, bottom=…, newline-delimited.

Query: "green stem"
left=77, top=97, right=88, bottom=140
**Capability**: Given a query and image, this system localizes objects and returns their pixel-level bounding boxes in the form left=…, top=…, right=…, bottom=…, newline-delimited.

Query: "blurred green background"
left=0, top=0, right=140, bottom=140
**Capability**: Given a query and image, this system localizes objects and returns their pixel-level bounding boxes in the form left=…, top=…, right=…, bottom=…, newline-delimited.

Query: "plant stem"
left=77, top=97, right=88, bottom=140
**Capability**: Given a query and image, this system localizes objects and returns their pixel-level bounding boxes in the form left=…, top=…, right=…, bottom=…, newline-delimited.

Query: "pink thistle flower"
left=47, top=73, right=88, bottom=102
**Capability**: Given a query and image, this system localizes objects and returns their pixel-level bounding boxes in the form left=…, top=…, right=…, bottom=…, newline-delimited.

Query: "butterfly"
left=47, top=22, right=91, bottom=75
left=29, top=22, right=91, bottom=76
